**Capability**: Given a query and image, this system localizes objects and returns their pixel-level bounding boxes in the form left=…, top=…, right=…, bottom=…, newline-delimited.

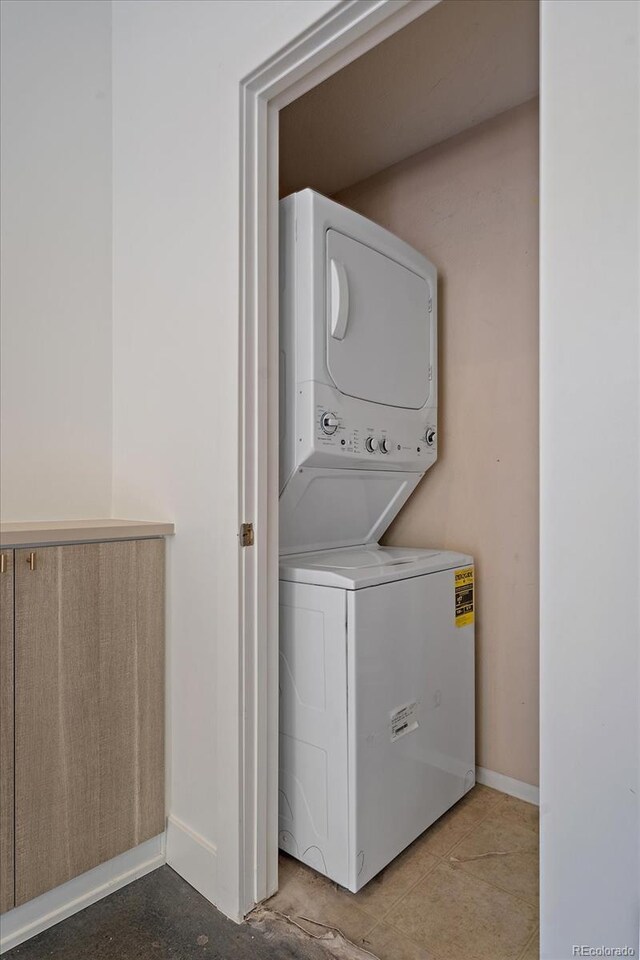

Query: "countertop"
left=0, top=518, right=175, bottom=548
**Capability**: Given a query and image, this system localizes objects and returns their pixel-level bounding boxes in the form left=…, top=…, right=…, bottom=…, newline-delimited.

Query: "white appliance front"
left=325, top=229, right=432, bottom=409
left=347, top=568, right=475, bottom=890
left=278, top=558, right=475, bottom=892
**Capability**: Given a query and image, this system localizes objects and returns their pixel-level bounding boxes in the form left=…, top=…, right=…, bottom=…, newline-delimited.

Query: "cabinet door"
left=0, top=550, right=14, bottom=913
left=14, top=539, right=165, bottom=905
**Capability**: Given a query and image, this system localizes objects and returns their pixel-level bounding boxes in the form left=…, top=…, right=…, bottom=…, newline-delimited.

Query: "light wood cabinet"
left=0, top=550, right=14, bottom=914
left=0, top=537, right=165, bottom=911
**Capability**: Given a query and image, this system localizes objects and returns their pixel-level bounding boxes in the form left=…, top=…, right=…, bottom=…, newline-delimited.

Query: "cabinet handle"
left=26, top=551, right=36, bottom=571
left=0, top=554, right=5, bottom=574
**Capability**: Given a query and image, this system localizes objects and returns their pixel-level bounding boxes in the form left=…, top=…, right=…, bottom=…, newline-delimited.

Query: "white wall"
left=0, top=0, right=112, bottom=520
left=540, top=1, right=639, bottom=956
left=110, top=0, right=339, bottom=920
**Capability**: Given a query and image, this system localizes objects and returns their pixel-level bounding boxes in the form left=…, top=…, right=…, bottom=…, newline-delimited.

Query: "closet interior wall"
left=335, top=99, right=539, bottom=787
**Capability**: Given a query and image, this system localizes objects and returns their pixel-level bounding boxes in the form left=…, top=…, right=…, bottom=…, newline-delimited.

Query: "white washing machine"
left=279, top=545, right=475, bottom=892
left=278, top=191, right=475, bottom=892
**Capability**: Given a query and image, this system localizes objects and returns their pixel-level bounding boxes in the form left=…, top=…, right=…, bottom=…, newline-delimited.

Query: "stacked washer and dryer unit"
left=278, top=189, right=475, bottom=893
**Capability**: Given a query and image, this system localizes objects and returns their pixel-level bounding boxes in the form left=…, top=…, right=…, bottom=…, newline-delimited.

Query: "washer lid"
left=326, top=229, right=433, bottom=410
left=279, top=544, right=473, bottom=590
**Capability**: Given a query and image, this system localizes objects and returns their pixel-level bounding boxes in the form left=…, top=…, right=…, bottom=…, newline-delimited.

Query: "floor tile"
left=461, top=783, right=504, bottom=808
left=410, top=785, right=503, bottom=858
left=518, top=927, right=539, bottom=959
left=389, top=860, right=537, bottom=960
left=447, top=812, right=538, bottom=906
left=498, top=796, right=539, bottom=834
left=345, top=840, right=439, bottom=918
left=267, top=854, right=376, bottom=942
left=360, top=921, right=439, bottom=960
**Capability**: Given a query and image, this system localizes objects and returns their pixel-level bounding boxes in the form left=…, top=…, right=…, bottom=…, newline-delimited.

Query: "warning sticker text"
left=455, top=567, right=474, bottom=628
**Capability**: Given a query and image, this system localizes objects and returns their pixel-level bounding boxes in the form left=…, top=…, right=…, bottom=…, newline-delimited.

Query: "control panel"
left=294, top=382, right=437, bottom=474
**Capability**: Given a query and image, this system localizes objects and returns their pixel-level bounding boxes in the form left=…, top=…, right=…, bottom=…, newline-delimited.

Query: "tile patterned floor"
left=266, top=786, right=539, bottom=960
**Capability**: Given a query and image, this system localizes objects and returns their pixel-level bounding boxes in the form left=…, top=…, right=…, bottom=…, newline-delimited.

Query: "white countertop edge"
left=0, top=519, right=175, bottom=548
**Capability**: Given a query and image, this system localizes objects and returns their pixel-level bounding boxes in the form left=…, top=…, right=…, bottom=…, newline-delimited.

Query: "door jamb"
left=238, top=0, right=441, bottom=918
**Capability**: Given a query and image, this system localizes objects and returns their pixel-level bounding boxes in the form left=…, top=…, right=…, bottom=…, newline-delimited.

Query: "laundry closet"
left=270, top=1, right=540, bottom=957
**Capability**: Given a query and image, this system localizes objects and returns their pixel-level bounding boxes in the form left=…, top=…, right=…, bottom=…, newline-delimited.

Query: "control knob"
left=379, top=438, right=391, bottom=454
left=425, top=427, right=437, bottom=447
left=365, top=437, right=379, bottom=453
left=321, top=412, right=339, bottom=435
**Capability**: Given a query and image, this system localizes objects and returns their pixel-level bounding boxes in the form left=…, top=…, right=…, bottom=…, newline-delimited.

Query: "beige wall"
left=336, top=99, right=539, bottom=787
left=280, top=0, right=538, bottom=197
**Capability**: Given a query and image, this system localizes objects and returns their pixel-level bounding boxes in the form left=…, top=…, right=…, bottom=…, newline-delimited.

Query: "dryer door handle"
left=330, top=258, right=349, bottom=340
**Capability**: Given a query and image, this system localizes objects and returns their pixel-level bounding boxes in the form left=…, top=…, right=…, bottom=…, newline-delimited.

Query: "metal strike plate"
left=240, top=523, right=254, bottom=547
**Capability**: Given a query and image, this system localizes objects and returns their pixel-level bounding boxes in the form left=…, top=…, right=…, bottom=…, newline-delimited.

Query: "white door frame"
left=237, top=0, right=440, bottom=917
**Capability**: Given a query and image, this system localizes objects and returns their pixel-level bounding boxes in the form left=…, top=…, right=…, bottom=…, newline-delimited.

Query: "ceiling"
left=279, top=0, right=539, bottom=198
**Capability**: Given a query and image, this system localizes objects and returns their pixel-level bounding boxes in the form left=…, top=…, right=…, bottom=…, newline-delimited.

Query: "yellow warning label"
left=454, top=567, right=474, bottom=628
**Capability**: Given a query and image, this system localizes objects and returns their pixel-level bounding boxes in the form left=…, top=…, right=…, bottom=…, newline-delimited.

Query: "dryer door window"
left=325, top=229, right=432, bottom=409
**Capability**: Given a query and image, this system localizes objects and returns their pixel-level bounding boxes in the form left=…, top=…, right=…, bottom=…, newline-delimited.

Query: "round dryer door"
left=325, top=229, right=433, bottom=410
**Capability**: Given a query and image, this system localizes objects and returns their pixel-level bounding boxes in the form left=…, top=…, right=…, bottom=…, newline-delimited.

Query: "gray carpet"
left=5, top=865, right=331, bottom=960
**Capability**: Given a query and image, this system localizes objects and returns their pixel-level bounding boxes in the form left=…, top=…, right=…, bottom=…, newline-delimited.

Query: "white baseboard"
left=0, top=834, right=165, bottom=954
left=476, top=766, right=539, bottom=805
left=166, top=814, right=220, bottom=911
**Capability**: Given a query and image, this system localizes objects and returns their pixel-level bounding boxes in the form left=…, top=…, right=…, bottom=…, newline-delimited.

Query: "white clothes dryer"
left=279, top=189, right=438, bottom=556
